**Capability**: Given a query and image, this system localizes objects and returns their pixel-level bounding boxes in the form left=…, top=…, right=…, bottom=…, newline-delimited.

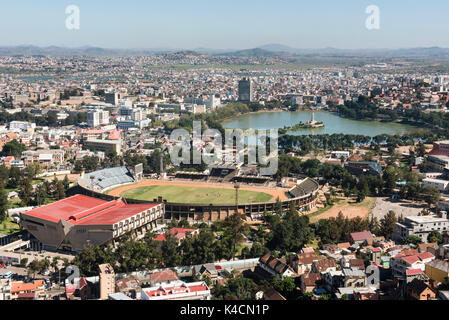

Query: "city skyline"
left=1, top=0, right=449, bottom=50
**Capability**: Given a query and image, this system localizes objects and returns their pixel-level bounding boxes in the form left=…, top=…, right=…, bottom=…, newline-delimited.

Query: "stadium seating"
left=80, top=166, right=135, bottom=192
left=288, top=178, right=319, bottom=198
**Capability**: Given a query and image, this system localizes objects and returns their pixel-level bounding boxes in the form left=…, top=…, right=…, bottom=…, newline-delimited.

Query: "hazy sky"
left=1, top=0, right=448, bottom=49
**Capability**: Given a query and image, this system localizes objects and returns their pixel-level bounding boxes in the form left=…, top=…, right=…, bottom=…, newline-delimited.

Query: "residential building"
left=406, top=278, right=436, bottom=300
left=425, top=259, right=449, bottom=284
left=87, top=110, right=110, bottom=127
left=99, top=264, right=115, bottom=300
left=140, top=281, right=210, bottom=301
left=350, top=231, right=374, bottom=245
left=394, top=213, right=449, bottom=243
left=300, top=273, right=322, bottom=293
left=83, top=138, right=122, bottom=155
left=259, top=254, right=297, bottom=278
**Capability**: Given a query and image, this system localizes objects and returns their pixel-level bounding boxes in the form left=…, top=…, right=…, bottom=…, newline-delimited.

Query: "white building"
left=87, top=110, right=110, bottom=128
left=394, top=213, right=449, bottom=243
left=423, top=178, right=449, bottom=193
left=9, top=121, right=36, bottom=132
left=140, top=281, right=210, bottom=301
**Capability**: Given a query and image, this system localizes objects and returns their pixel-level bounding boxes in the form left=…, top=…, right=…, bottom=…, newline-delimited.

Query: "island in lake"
left=286, top=112, right=325, bottom=130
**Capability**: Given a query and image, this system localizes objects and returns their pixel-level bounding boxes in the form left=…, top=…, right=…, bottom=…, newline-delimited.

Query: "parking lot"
left=371, top=197, right=427, bottom=220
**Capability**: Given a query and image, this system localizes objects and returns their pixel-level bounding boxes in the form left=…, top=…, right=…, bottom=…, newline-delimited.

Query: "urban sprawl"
left=1, top=52, right=449, bottom=301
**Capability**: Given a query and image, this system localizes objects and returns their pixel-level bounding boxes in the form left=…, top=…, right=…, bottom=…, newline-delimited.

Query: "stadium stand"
left=174, top=171, right=208, bottom=181
left=288, top=178, right=320, bottom=198
left=79, top=167, right=135, bottom=192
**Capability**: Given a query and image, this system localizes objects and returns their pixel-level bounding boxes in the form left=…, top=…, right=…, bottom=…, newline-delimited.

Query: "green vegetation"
left=73, top=212, right=252, bottom=276
left=120, top=185, right=272, bottom=204
left=0, top=216, right=20, bottom=235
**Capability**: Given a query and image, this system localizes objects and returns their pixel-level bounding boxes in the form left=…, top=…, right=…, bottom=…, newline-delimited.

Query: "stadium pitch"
left=118, top=184, right=273, bottom=205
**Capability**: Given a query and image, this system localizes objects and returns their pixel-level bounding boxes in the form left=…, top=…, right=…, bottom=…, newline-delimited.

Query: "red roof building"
left=350, top=231, right=374, bottom=244
left=141, top=281, right=210, bottom=301
left=20, top=195, right=164, bottom=252
left=154, top=227, right=199, bottom=242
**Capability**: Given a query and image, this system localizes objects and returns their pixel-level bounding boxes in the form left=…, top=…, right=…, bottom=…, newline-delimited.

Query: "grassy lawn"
left=121, top=185, right=272, bottom=205
left=0, top=217, right=21, bottom=235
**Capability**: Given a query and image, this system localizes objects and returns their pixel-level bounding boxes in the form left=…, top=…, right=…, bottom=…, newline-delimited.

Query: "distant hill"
left=217, top=48, right=288, bottom=57
left=0, top=46, right=176, bottom=56
left=0, top=45, right=448, bottom=59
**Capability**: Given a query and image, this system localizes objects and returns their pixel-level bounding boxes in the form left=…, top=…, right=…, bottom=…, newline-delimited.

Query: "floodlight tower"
left=234, top=182, right=240, bottom=209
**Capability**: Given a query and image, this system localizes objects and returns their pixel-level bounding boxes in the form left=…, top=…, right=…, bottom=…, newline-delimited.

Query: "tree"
left=273, top=276, right=295, bottom=294
left=55, top=180, right=66, bottom=200
left=222, top=213, right=249, bottom=260
left=405, top=235, right=422, bottom=246
left=428, top=231, right=443, bottom=244
left=212, top=277, right=255, bottom=300
left=19, top=179, right=33, bottom=206
left=0, top=187, right=8, bottom=222
left=268, top=208, right=313, bottom=253
left=422, top=186, right=441, bottom=207
left=160, top=233, right=182, bottom=268
left=379, top=211, right=398, bottom=240
left=1, top=140, right=26, bottom=158
left=63, top=175, right=70, bottom=191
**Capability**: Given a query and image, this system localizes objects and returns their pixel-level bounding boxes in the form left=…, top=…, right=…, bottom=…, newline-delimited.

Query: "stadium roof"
left=23, top=194, right=159, bottom=226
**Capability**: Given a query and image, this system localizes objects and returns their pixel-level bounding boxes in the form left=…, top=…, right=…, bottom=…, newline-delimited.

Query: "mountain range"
left=1, top=44, right=449, bottom=58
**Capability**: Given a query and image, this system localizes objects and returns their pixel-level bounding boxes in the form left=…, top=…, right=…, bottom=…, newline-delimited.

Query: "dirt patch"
left=309, top=197, right=375, bottom=223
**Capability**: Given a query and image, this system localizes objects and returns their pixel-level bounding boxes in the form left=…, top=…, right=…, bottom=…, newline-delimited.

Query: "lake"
left=224, top=111, right=421, bottom=137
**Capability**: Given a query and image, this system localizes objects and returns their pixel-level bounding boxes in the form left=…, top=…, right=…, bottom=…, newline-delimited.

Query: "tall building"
left=105, top=92, right=119, bottom=106
left=205, top=94, right=221, bottom=110
left=99, top=264, right=115, bottom=300
left=87, top=110, right=109, bottom=128
left=238, top=78, right=253, bottom=103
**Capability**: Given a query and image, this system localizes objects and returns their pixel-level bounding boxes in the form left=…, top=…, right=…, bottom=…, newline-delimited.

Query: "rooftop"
left=22, top=194, right=159, bottom=226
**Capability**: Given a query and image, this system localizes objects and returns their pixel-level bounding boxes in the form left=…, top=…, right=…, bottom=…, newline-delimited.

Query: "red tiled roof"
left=406, top=269, right=423, bottom=276
left=154, top=228, right=198, bottom=241
left=402, top=255, right=420, bottom=265
left=22, top=195, right=159, bottom=226
left=150, top=270, right=179, bottom=283
left=350, top=231, right=373, bottom=241
left=417, top=252, right=434, bottom=260
left=11, top=280, right=44, bottom=293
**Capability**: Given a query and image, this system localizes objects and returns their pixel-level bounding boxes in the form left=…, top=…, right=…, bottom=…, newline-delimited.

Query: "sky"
left=0, top=0, right=448, bottom=50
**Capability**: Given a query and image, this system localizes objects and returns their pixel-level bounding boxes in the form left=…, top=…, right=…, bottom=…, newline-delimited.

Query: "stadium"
left=76, top=164, right=320, bottom=222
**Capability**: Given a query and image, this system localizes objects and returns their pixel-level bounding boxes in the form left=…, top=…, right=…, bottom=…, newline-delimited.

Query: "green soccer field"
left=120, top=185, right=273, bottom=204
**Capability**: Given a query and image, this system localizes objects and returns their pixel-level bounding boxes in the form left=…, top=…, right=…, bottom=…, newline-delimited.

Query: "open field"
left=108, top=179, right=289, bottom=204
left=309, top=197, right=376, bottom=223
left=371, top=197, right=426, bottom=220
left=117, top=184, right=273, bottom=205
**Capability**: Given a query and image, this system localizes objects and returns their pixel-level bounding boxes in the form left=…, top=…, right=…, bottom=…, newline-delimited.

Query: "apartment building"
left=394, top=213, right=449, bottom=243
left=99, top=264, right=115, bottom=300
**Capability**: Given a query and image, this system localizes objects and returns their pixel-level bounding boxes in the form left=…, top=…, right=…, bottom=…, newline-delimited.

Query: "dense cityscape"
left=1, top=3, right=449, bottom=314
